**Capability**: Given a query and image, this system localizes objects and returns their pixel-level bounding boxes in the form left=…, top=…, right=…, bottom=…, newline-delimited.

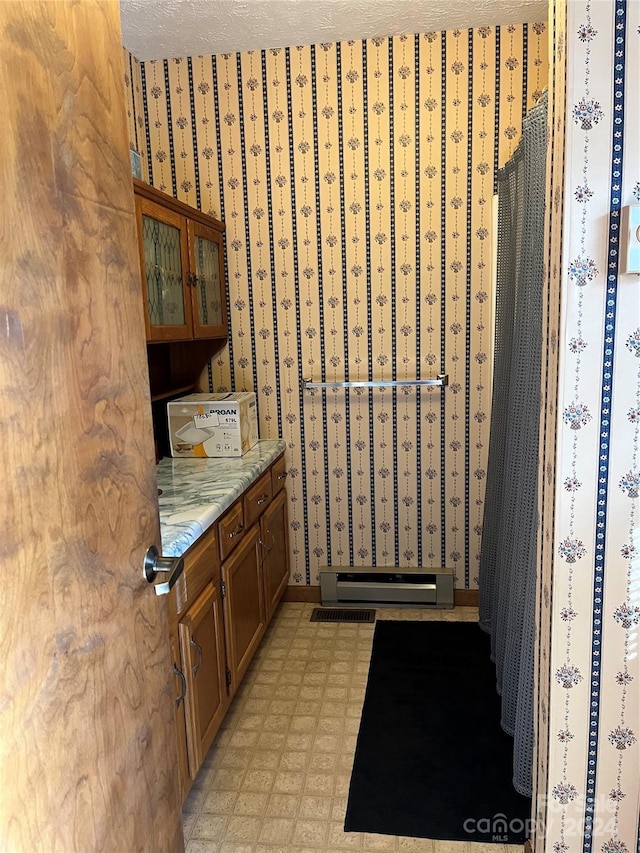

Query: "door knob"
left=143, top=546, right=184, bottom=596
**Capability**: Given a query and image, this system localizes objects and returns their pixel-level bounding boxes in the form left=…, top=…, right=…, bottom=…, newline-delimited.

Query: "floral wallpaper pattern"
left=122, top=1, right=640, bottom=847
left=125, top=24, right=547, bottom=589
left=538, top=1, right=640, bottom=852
left=123, top=51, right=148, bottom=183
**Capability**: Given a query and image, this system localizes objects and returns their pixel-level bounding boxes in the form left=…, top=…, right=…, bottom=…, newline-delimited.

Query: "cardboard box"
left=168, top=392, right=258, bottom=458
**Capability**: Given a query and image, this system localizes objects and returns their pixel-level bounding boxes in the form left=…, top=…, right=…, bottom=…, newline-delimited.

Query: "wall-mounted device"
left=620, top=205, right=640, bottom=274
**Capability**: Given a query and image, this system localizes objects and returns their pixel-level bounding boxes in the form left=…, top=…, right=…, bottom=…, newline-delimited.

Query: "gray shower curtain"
left=478, top=92, right=548, bottom=798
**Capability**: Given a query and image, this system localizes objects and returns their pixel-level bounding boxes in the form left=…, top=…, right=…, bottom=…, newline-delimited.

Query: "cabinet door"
left=136, top=196, right=192, bottom=341
left=221, top=525, right=265, bottom=694
left=179, top=582, right=228, bottom=777
left=189, top=221, right=227, bottom=339
left=170, top=633, right=191, bottom=802
left=261, top=490, right=290, bottom=623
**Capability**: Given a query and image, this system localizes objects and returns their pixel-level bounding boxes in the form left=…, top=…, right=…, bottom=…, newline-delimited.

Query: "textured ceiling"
left=120, top=0, right=549, bottom=61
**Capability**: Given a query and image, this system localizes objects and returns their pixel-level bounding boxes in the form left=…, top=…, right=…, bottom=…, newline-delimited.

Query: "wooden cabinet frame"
left=134, top=183, right=227, bottom=344
left=168, top=451, right=289, bottom=801
left=133, top=179, right=228, bottom=419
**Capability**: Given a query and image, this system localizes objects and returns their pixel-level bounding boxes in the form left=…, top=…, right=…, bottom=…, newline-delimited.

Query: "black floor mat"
left=344, top=620, right=531, bottom=843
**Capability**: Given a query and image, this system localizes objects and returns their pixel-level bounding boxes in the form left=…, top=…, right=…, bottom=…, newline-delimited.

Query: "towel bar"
left=303, top=374, right=448, bottom=390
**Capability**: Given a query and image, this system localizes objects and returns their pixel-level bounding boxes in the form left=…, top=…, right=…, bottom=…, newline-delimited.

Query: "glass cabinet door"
left=136, top=198, right=192, bottom=341
left=190, top=223, right=227, bottom=339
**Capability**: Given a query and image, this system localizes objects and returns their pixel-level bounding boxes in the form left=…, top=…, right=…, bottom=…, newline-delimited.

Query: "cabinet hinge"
left=221, top=581, right=227, bottom=599
left=226, top=668, right=232, bottom=689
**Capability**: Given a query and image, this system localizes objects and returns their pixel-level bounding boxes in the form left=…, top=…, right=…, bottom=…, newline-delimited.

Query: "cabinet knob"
left=256, top=494, right=270, bottom=506
left=229, top=523, right=244, bottom=539
left=277, top=472, right=287, bottom=481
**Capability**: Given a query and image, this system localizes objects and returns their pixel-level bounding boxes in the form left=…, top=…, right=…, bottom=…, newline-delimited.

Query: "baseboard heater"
left=319, top=566, right=454, bottom=609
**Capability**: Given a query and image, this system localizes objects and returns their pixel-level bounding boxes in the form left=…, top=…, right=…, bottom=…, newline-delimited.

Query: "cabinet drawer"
left=244, top=471, right=272, bottom=529
left=168, top=525, right=219, bottom=632
left=271, top=454, right=287, bottom=495
left=218, top=501, right=245, bottom=561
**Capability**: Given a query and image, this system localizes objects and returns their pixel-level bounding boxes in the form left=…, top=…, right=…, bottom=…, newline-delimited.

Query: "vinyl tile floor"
left=182, top=602, right=518, bottom=853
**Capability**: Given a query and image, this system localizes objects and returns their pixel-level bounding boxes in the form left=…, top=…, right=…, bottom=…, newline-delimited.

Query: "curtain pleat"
left=478, top=92, right=548, bottom=798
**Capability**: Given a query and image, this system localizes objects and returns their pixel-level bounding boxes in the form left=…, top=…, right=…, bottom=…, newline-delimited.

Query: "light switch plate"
left=620, top=205, right=640, bottom=274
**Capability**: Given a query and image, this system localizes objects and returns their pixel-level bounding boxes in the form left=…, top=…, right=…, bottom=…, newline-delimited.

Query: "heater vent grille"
left=310, top=608, right=375, bottom=623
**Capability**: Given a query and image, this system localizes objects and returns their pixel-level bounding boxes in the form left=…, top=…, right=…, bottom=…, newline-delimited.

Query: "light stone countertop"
left=156, top=439, right=286, bottom=557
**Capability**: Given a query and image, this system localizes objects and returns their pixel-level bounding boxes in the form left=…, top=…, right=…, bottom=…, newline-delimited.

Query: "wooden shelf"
left=150, top=384, right=196, bottom=403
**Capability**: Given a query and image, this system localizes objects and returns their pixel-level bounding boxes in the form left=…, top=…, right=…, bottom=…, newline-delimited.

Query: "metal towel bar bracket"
left=303, top=374, right=448, bottom=391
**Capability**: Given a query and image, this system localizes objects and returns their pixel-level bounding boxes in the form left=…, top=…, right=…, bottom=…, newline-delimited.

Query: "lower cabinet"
left=222, top=525, right=265, bottom=695
left=168, top=451, right=289, bottom=803
left=261, top=490, right=290, bottom=623
left=178, top=581, right=228, bottom=776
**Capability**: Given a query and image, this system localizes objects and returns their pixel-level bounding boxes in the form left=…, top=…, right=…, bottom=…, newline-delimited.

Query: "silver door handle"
left=142, top=545, right=184, bottom=596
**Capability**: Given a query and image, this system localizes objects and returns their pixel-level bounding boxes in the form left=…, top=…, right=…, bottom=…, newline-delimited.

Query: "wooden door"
left=178, top=582, right=228, bottom=777
left=189, top=221, right=228, bottom=339
left=221, top=526, right=265, bottom=694
left=262, top=491, right=290, bottom=622
left=0, top=3, right=183, bottom=851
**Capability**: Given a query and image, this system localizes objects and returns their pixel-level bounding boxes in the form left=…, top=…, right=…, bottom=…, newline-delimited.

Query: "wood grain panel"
left=282, top=586, right=323, bottom=603
left=221, top=526, right=265, bottom=693
left=0, top=2, right=182, bottom=850
left=453, top=589, right=479, bottom=607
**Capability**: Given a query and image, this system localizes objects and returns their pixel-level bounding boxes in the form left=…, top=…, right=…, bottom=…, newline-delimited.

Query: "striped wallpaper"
left=535, top=2, right=640, bottom=852
left=124, top=24, right=548, bottom=589
left=122, top=5, right=640, bottom=849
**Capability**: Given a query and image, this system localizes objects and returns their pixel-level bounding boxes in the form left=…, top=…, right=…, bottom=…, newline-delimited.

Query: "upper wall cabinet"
left=133, top=179, right=227, bottom=343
